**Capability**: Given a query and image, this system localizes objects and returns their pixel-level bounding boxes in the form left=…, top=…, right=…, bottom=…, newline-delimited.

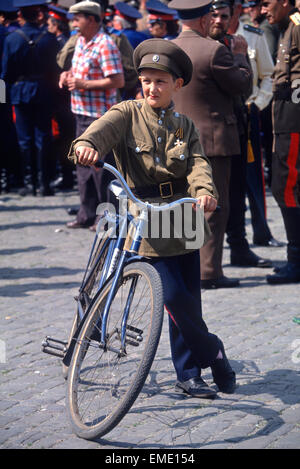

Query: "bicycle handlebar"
left=96, top=160, right=199, bottom=213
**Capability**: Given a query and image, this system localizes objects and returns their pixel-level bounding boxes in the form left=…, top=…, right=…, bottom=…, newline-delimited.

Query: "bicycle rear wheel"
left=66, top=261, right=164, bottom=440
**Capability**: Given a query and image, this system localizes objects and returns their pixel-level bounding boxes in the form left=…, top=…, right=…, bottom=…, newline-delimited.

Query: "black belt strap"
left=131, top=178, right=188, bottom=200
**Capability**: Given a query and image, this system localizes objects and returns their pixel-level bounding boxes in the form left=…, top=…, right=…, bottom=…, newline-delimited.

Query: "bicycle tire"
left=66, top=261, right=164, bottom=440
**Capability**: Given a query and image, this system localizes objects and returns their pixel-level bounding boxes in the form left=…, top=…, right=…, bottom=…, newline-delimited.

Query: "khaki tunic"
left=68, top=99, right=217, bottom=257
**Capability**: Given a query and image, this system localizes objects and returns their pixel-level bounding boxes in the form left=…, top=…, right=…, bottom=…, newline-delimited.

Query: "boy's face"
left=139, top=69, right=184, bottom=109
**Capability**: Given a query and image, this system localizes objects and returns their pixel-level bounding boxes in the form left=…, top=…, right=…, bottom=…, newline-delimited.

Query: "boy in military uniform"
left=68, top=38, right=236, bottom=398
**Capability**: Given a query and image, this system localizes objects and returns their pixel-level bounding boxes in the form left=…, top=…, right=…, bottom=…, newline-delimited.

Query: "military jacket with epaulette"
left=273, top=9, right=300, bottom=133
left=68, top=99, right=217, bottom=257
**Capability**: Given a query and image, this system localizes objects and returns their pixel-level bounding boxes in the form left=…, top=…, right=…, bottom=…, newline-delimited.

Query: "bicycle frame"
left=99, top=206, right=149, bottom=352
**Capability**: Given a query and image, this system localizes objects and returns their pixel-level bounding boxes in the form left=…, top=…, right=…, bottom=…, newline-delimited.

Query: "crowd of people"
left=1, top=0, right=300, bottom=287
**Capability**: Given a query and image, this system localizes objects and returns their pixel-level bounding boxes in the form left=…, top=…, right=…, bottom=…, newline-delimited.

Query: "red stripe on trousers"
left=165, top=305, right=178, bottom=327
left=284, top=133, right=300, bottom=207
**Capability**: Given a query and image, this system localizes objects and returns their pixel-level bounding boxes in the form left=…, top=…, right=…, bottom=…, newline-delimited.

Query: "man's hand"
left=76, top=146, right=99, bottom=166
left=66, top=76, right=86, bottom=91
left=59, top=70, right=72, bottom=89
left=231, top=35, right=248, bottom=56
left=194, top=195, right=217, bottom=213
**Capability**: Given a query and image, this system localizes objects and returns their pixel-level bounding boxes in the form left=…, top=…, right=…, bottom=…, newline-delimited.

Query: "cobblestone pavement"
left=0, top=187, right=299, bottom=450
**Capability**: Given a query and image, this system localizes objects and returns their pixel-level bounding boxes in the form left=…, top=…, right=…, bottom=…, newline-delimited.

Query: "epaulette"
left=243, top=23, right=263, bottom=35
left=290, top=12, right=300, bottom=26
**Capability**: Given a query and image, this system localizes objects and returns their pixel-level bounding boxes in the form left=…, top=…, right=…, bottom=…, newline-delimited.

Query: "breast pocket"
left=167, top=142, right=188, bottom=176
left=127, top=139, right=155, bottom=172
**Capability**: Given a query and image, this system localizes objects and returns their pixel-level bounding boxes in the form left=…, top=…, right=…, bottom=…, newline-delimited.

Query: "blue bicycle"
left=43, top=160, right=198, bottom=440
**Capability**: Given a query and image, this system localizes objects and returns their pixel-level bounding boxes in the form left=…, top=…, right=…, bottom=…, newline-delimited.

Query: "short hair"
left=20, top=6, right=39, bottom=22
left=82, top=12, right=101, bottom=23
left=48, top=16, right=70, bottom=36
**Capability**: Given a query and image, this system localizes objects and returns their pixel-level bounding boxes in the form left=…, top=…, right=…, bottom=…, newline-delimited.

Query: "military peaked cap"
left=168, top=0, right=212, bottom=19
left=114, top=1, right=142, bottom=20
left=133, top=38, right=193, bottom=86
left=211, top=0, right=232, bottom=10
left=0, top=0, right=18, bottom=11
left=13, top=0, right=50, bottom=6
left=146, top=0, right=178, bottom=20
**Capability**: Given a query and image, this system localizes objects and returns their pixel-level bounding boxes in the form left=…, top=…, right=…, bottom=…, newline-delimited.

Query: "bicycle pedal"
left=125, top=325, right=143, bottom=344
left=125, top=339, right=141, bottom=347
left=41, top=336, right=68, bottom=359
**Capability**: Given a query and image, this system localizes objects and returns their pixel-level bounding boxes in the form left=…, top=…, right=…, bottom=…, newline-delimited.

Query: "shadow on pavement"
left=89, top=359, right=300, bottom=448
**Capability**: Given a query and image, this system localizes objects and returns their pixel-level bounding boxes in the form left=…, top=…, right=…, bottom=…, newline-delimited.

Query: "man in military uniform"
left=112, top=1, right=149, bottom=49
left=1, top=0, right=59, bottom=196
left=168, top=0, right=252, bottom=288
left=209, top=0, right=280, bottom=267
left=227, top=0, right=283, bottom=248
left=261, top=0, right=300, bottom=284
left=146, top=0, right=179, bottom=39
left=0, top=0, right=22, bottom=193
left=68, top=37, right=236, bottom=398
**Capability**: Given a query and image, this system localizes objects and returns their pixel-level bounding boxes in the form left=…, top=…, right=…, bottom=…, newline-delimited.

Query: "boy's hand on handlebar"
left=194, top=195, right=217, bottom=212
left=75, top=146, right=99, bottom=166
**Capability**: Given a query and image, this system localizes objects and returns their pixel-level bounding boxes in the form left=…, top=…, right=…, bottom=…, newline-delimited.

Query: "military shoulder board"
left=243, top=23, right=263, bottom=35
left=290, top=12, right=300, bottom=26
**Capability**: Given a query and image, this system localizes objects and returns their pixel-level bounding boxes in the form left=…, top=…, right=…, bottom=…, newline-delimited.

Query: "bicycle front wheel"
left=66, top=261, right=164, bottom=440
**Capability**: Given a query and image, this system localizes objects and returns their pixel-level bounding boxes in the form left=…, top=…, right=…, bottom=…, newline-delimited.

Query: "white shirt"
left=236, top=21, right=274, bottom=110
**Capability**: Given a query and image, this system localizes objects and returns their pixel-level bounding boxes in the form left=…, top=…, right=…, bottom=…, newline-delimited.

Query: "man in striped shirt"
left=59, top=1, right=124, bottom=229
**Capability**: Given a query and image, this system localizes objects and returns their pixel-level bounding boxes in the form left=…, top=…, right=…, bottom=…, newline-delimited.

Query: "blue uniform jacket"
left=1, top=22, right=59, bottom=105
left=120, top=28, right=149, bottom=49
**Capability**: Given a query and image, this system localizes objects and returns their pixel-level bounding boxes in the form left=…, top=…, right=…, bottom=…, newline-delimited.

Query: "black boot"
left=18, top=148, right=37, bottom=196
left=231, top=248, right=273, bottom=268
left=267, top=207, right=300, bottom=284
left=267, top=262, right=300, bottom=284
left=211, top=340, right=236, bottom=394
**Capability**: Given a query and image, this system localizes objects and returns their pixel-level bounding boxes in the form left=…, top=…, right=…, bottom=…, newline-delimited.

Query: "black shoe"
left=201, top=276, right=240, bottom=289
left=18, top=185, right=36, bottom=196
left=175, top=377, right=217, bottom=399
left=231, top=249, right=273, bottom=268
left=211, top=341, right=236, bottom=394
left=40, top=186, right=55, bottom=196
left=273, top=263, right=287, bottom=273
left=67, top=207, right=79, bottom=216
left=267, top=262, right=300, bottom=285
left=253, top=237, right=285, bottom=248
left=54, top=180, right=74, bottom=191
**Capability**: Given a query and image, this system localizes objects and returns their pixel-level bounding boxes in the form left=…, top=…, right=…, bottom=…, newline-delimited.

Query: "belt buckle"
left=159, top=181, right=173, bottom=199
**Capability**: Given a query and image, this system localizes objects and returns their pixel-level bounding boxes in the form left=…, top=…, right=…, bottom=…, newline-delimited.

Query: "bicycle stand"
left=42, top=336, right=68, bottom=359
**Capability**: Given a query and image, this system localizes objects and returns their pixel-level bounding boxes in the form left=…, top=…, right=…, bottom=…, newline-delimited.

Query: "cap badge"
left=152, top=54, right=160, bottom=63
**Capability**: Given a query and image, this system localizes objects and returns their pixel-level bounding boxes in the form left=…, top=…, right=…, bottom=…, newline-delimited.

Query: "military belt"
left=131, top=178, right=188, bottom=200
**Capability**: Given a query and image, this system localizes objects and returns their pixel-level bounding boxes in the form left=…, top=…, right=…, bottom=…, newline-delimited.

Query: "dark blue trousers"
left=150, top=251, right=220, bottom=382
left=246, top=103, right=272, bottom=243
left=14, top=99, right=53, bottom=189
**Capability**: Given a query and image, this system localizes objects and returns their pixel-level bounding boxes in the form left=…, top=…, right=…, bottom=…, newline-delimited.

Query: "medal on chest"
left=174, top=128, right=184, bottom=147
